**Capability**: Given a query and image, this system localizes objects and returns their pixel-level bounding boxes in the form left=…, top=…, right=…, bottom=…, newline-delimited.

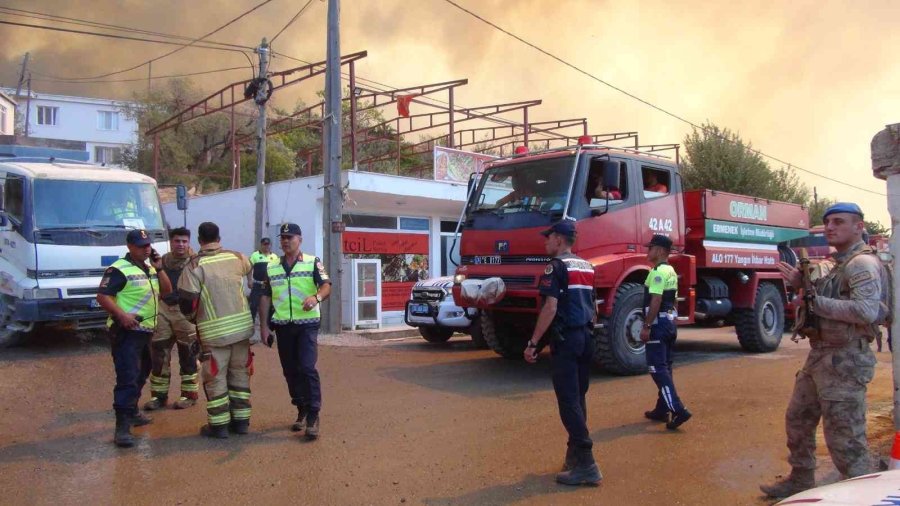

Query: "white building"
left=1, top=88, right=137, bottom=166
left=0, top=91, right=15, bottom=135
left=162, top=170, right=470, bottom=330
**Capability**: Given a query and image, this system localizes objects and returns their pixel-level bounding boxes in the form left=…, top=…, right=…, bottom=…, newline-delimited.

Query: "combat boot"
left=291, top=407, right=307, bottom=432
left=560, top=445, right=577, bottom=472
left=172, top=396, right=196, bottom=409
left=759, top=469, right=815, bottom=498
left=200, top=424, right=229, bottom=439
left=666, top=408, right=692, bottom=430
left=229, top=419, right=250, bottom=435
left=305, top=415, right=319, bottom=441
left=143, top=396, right=167, bottom=411
left=131, top=411, right=153, bottom=427
left=114, top=413, right=134, bottom=448
left=556, top=447, right=602, bottom=486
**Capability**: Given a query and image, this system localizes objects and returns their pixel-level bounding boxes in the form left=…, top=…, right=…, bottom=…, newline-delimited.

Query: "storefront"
left=161, top=168, right=471, bottom=329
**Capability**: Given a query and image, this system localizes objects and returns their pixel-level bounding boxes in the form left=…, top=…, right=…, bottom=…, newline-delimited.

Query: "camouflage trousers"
left=785, top=340, right=877, bottom=478
left=202, top=339, right=252, bottom=427
left=148, top=303, right=199, bottom=401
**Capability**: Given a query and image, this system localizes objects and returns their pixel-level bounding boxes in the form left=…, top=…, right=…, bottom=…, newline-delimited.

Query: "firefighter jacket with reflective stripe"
left=106, top=258, right=159, bottom=331
left=268, top=253, right=320, bottom=325
left=179, top=244, right=253, bottom=346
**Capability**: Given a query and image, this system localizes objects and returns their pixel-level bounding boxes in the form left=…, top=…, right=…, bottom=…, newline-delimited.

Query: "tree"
left=865, top=220, right=890, bottom=236
left=681, top=122, right=809, bottom=205
left=807, top=197, right=836, bottom=227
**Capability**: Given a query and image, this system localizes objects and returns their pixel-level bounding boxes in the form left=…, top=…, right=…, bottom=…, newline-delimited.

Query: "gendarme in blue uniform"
left=538, top=247, right=596, bottom=452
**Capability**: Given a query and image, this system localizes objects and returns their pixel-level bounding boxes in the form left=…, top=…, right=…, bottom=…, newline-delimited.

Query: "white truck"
left=404, top=276, right=485, bottom=347
left=0, top=159, right=170, bottom=346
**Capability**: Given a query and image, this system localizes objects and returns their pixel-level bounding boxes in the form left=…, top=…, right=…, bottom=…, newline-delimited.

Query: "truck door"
left=638, top=164, right=681, bottom=249
left=574, top=157, right=638, bottom=255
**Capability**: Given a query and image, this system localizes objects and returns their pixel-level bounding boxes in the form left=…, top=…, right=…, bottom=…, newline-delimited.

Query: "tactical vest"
left=161, top=252, right=190, bottom=305
left=106, top=258, right=159, bottom=331
left=814, top=244, right=890, bottom=347
left=111, top=201, right=138, bottom=220
left=644, top=262, right=678, bottom=317
left=551, top=254, right=595, bottom=329
left=250, top=251, right=280, bottom=281
left=268, top=253, right=320, bottom=325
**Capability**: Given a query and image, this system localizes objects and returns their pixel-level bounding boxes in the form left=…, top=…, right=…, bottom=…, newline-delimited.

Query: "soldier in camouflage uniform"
left=761, top=202, right=888, bottom=498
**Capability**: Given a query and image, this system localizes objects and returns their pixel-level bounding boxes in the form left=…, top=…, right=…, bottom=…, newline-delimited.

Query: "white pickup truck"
left=0, top=159, right=170, bottom=346
left=404, top=276, right=485, bottom=347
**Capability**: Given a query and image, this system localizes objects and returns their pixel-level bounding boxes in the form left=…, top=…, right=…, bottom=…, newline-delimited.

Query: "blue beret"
left=823, top=202, right=864, bottom=220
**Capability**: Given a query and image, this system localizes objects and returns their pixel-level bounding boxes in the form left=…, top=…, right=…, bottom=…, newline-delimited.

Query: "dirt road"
left=0, top=327, right=892, bottom=505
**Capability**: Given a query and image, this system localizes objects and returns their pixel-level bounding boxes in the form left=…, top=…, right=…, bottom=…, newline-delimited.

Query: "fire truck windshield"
left=469, top=156, right=575, bottom=218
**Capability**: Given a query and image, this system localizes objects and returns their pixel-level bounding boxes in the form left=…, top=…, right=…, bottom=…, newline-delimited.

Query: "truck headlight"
left=23, top=288, right=61, bottom=300
left=453, top=274, right=466, bottom=284
left=442, top=286, right=453, bottom=296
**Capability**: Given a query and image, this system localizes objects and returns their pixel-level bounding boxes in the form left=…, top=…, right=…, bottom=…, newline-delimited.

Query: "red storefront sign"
left=342, top=231, right=429, bottom=254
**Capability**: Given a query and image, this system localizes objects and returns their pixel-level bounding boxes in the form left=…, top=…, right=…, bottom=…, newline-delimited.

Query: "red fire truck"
left=452, top=143, right=809, bottom=375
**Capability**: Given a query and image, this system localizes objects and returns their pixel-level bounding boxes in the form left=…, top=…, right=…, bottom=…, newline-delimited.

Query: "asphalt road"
left=0, top=326, right=892, bottom=506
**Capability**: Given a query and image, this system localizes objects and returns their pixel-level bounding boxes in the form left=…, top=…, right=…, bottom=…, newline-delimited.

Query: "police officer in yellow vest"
left=259, top=223, right=331, bottom=440
left=248, top=237, right=279, bottom=324
left=178, top=222, right=254, bottom=439
left=96, top=229, right=172, bottom=448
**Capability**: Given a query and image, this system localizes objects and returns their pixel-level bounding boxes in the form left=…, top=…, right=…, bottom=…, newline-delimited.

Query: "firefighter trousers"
left=202, top=339, right=253, bottom=427
left=148, top=303, right=199, bottom=401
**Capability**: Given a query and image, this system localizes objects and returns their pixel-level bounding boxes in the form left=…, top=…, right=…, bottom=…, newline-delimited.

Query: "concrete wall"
left=0, top=94, right=14, bottom=135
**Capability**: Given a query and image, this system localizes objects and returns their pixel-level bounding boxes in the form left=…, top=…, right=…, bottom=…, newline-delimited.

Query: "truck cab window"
left=641, top=167, right=671, bottom=199
left=4, top=175, right=24, bottom=223
left=586, top=160, right=627, bottom=208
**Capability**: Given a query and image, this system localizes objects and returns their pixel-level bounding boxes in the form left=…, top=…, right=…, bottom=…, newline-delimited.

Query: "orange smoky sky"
left=2, top=0, right=898, bottom=225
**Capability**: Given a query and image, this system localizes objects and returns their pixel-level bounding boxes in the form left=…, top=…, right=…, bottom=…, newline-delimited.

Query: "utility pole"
left=322, top=0, right=343, bottom=334
left=14, top=52, right=29, bottom=98
left=253, top=38, right=270, bottom=247
left=813, top=186, right=818, bottom=207
left=23, top=73, right=31, bottom=137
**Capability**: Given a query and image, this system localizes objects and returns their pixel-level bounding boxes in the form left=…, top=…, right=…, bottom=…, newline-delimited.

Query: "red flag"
left=397, top=95, right=416, bottom=118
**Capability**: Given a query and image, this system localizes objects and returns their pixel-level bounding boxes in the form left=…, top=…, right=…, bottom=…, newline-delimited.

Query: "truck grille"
left=412, top=290, right=444, bottom=302
left=468, top=275, right=536, bottom=287
left=67, top=287, right=99, bottom=296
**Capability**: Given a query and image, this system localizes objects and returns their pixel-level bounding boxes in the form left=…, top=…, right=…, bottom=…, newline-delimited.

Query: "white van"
left=0, top=159, right=169, bottom=346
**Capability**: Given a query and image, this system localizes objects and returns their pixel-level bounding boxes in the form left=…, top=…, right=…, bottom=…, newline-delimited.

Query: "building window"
left=399, top=217, right=429, bottom=231
left=0, top=104, right=7, bottom=134
left=37, top=106, right=58, bottom=126
left=97, top=111, right=119, bottom=131
left=94, top=146, right=121, bottom=166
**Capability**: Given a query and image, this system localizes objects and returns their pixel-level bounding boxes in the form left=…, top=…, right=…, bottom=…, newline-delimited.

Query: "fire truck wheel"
left=468, top=315, right=488, bottom=348
left=0, top=296, right=31, bottom=348
left=419, top=326, right=454, bottom=343
left=481, top=311, right=526, bottom=359
left=735, top=282, right=784, bottom=352
left=594, top=282, right=646, bottom=375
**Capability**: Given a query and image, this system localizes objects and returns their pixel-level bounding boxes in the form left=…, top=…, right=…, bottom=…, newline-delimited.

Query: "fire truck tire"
left=594, top=282, right=646, bottom=376
left=419, top=326, right=454, bottom=343
left=481, top=311, right=525, bottom=359
left=735, top=282, right=784, bottom=352
left=0, top=297, right=31, bottom=348
left=468, top=315, right=488, bottom=348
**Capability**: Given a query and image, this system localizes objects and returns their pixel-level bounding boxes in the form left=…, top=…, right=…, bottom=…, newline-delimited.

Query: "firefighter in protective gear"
left=144, top=227, right=199, bottom=411
left=178, top=222, right=254, bottom=439
left=640, top=234, right=692, bottom=430
left=96, top=229, right=172, bottom=448
left=258, top=223, right=331, bottom=441
left=762, top=202, right=888, bottom=498
left=524, top=220, right=602, bottom=487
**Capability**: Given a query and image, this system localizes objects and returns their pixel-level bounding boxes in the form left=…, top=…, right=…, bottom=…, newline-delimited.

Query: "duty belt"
left=252, top=280, right=266, bottom=285
left=648, top=310, right=677, bottom=325
left=809, top=336, right=870, bottom=350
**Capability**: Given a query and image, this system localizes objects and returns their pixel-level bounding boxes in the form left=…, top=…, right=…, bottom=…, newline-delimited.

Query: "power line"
left=439, top=0, right=885, bottom=197
left=271, top=0, right=315, bottom=44
left=31, top=66, right=249, bottom=84
left=24, top=0, right=275, bottom=81
left=0, top=6, right=252, bottom=51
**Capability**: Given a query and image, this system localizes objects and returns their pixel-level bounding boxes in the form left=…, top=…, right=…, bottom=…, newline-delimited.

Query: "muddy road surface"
left=0, top=327, right=892, bottom=505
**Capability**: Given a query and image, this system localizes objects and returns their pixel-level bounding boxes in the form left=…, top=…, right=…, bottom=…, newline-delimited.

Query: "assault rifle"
left=791, top=248, right=819, bottom=343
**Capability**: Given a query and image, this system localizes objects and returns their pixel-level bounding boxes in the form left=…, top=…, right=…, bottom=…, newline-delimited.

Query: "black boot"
left=666, top=408, right=692, bottom=430
left=560, top=445, right=577, bottom=472
left=200, top=424, right=229, bottom=439
left=291, top=406, right=307, bottom=432
left=556, top=447, right=602, bottom=486
left=114, top=413, right=135, bottom=448
left=305, top=414, right=319, bottom=441
left=131, top=411, right=153, bottom=427
left=229, top=419, right=250, bottom=435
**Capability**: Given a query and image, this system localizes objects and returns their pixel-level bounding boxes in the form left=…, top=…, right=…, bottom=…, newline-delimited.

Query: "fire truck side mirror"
left=602, top=161, right=620, bottom=189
